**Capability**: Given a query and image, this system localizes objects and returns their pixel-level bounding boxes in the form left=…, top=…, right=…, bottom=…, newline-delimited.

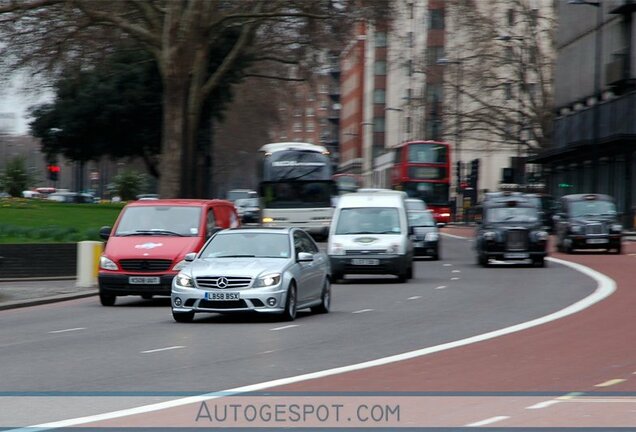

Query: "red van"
left=97, top=199, right=239, bottom=306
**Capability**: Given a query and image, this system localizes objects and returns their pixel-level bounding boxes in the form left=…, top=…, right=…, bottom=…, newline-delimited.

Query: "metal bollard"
left=76, top=241, right=104, bottom=287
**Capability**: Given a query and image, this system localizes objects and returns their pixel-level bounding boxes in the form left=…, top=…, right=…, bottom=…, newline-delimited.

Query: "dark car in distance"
left=554, top=194, right=623, bottom=254
left=475, top=193, right=548, bottom=267
left=408, top=210, right=440, bottom=260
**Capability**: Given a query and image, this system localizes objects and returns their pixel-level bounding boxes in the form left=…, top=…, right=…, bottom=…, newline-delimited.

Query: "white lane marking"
left=451, top=277, right=460, bottom=281
left=352, top=309, right=374, bottom=314
left=441, top=232, right=471, bottom=240
left=443, top=263, right=453, bottom=267
left=465, top=416, right=510, bottom=427
left=48, top=327, right=85, bottom=334
left=12, top=257, right=615, bottom=432
left=140, top=346, right=185, bottom=354
left=435, top=285, right=447, bottom=290
left=452, top=270, right=461, bottom=273
left=595, top=379, right=626, bottom=387
left=526, top=400, right=561, bottom=409
left=260, top=350, right=275, bottom=354
left=270, top=325, right=298, bottom=331
left=407, top=296, right=422, bottom=300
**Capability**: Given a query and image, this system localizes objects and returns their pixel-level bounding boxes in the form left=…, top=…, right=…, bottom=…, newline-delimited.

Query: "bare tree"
left=443, top=0, right=556, bottom=156
left=0, top=0, right=376, bottom=198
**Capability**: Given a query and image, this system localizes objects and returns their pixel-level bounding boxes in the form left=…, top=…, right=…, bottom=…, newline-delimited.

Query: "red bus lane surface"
left=24, top=227, right=636, bottom=429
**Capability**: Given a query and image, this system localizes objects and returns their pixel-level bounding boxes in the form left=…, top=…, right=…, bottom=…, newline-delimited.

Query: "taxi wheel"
left=613, top=244, right=622, bottom=254
left=172, top=310, right=195, bottom=323
left=533, top=257, right=545, bottom=267
left=99, top=293, right=116, bottom=306
left=478, top=253, right=488, bottom=267
left=141, top=294, right=153, bottom=300
left=311, top=279, right=331, bottom=314
left=282, top=283, right=297, bottom=321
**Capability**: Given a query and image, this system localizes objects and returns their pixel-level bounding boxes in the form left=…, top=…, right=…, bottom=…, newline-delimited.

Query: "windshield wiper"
left=216, top=254, right=256, bottom=258
left=120, top=229, right=184, bottom=237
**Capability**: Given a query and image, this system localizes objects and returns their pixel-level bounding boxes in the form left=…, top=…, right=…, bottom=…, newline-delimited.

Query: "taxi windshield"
left=570, top=200, right=616, bottom=218
left=486, top=206, right=538, bottom=223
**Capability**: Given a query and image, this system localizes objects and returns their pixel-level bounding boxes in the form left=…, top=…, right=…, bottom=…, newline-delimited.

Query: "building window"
left=373, top=117, right=386, bottom=133
left=408, top=2, right=414, bottom=19
left=319, top=84, right=328, bottom=94
left=505, top=46, right=513, bottom=63
left=375, top=31, right=387, bottom=48
left=507, top=9, right=515, bottom=26
left=530, top=9, right=538, bottom=27
left=426, top=83, right=443, bottom=103
left=306, top=121, right=315, bottom=132
left=373, top=89, right=386, bottom=104
left=429, top=9, right=444, bottom=30
left=306, top=107, right=315, bottom=117
left=374, top=60, right=387, bottom=75
left=307, top=93, right=316, bottom=102
left=293, top=122, right=302, bottom=132
left=405, top=88, right=412, bottom=102
left=407, top=31, right=414, bottom=48
left=427, top=46, right=444, bottom=66
left=293, top=108, right=302, bottom=117
left=405, top=116, right=412, bottom=134
left=406, top=59, right=413, bottom=76
left=319, top=100, right=328, bottom=110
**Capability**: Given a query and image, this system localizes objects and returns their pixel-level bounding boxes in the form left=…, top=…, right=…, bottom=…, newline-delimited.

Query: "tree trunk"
left=158, top=78, right=188, bottom=198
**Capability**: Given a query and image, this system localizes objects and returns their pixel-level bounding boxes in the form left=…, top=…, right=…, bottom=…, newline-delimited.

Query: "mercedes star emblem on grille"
left=216, top=277, right=228, bottom=288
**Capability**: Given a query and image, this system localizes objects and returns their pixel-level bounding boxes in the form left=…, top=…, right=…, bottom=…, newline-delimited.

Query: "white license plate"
left=414, top=241, right=424, bottom=248
left=129, top=276, right=160, bottom=285
left=351, top=258, right=380, bottom=266
left=205, top=291, right=240, bottom=301
left=503, top=252, right=529, bottom=259
left=587, top=238, right=608, bottom=244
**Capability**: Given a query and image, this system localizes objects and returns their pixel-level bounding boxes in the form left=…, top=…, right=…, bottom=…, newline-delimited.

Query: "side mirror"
left=184, top=252, right=197, bottom=262
left=99, top=226, right=111, bottom=240
left=436, top=222, right=446, bottom=228
left=207, top=227, right=222, bottom=238
left=297, top=252, right=314, bottom=262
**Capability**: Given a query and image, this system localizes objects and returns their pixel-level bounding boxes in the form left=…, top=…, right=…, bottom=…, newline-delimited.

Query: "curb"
left=0, top=276, right=75, bottom=283
left=0, top=290, right=97, bottom=311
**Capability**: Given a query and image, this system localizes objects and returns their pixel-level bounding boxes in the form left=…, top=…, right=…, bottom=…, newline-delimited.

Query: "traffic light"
left=469, top=158, right=480, bottom=190
left=455, top=161, right=462, bottom=193
left=47, top=164, right=60, bottom=182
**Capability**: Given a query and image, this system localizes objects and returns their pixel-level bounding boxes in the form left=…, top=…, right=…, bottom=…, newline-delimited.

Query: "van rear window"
left=335, top=207, right=401, bottom=235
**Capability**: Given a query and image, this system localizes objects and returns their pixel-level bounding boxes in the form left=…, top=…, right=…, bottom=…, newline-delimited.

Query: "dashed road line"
left=140, top=346, right=185, bottom=354
left=435, top=285, right=447, bottom=290
left=452, top=270, right=461, bottom=273
left=270, top=325, right=299, bottom=331
left=526, top=400, right=560, bottom=410
left=407, top=296, right=422, bottom=300
left=352, top=309, right=374, bottom=314
left=451, top=277, right=460, bottom=281
left=465, top=416, right=510, bottom=427
left=441, top=232, right=471, bottom=240
left=595, top=379, right=626, bottom=387
left=443, top=263, right=453, bottom=267
left=48, top=327, right=85, bottom=334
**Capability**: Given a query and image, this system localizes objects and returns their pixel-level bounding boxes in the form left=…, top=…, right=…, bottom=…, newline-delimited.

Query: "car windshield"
left=199, top=232, right=290, bottom=258
left=335, top=207, right=401, bottom=234
left=570, top=200, right=616, bottom=217
left=406, top=200, right=427, bottom=211
left=236, top=198, right=259, bottom=208
left=408, top=211, right=435, bottom=227
left=115, top=206, right=202, bottom=236
left=486, top=207, right=538, bottom=223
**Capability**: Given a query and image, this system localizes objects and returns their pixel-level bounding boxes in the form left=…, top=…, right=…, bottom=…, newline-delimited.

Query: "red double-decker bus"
left=391, top=140, right=452, bottom=224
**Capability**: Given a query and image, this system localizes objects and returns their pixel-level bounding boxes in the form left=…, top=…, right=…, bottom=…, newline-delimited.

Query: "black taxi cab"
left=554, top=194, right=623, bottom=254
left=474, top=193, right=548, bottom=267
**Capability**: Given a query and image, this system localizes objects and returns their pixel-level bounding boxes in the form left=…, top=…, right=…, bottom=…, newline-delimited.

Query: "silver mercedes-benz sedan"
left=171, top=227, right=331, bottom=322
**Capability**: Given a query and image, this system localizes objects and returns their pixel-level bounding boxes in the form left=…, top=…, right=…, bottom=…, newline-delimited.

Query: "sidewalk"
left=0, top=278, right=96, bottom=311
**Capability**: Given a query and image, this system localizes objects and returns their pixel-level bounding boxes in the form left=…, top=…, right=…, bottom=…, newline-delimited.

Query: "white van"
left=327, top=190, right=414, bottom=282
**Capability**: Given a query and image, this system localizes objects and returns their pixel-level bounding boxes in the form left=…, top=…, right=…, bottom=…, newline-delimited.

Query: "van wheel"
left=172, top=310, right=195, bottom=323
left=478, top=253, right=488, bottom=267
left=533, top=257, right=545, bottom=267
left=331, top=272, right=343, bottom=283
left=281, top=283, right=297, bottom=321
left=99, top=293, right=116, bottom=306
left=311, top=279, right=331, bottom=314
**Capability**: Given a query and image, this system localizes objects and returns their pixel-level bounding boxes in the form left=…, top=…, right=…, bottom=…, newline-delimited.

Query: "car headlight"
left=253, top=273, right=281, bottom=288
left=425, top=232, right=439, bottom=241
left=387, top=243, right=400, bottom=254
left=99, top=256, right=118, bottom=271
left=570, top=225, right=582, bottom=234
left=440, top=213, right=450, bottom=217
left=329, top=243, right=345, bottom=255
left=262, top=217, right=274, bottom=224
left=534, top=231, right=549, bottom=241
left=483, top=231, right=496, bottom=241
left=611, top=224, right=623, bottom=233
left=175, top=273, right=194, bottom=288
left=172, top=259, right=190, bottom=271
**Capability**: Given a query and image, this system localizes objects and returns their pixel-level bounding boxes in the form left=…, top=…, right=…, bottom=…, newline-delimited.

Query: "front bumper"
left=413, top=240, right=438, bottom=257
left=330, top=254, right=409, bottom=276
left=565, top=234, right=621, bottom=250
left=482, top=250, right=547, bottom=261
left=99, top=273, right=175, bottom=296
left=171, top=284, right=288, bottom=314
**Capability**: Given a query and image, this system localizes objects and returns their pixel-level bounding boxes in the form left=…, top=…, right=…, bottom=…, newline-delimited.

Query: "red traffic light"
left=47, top=165, right=60, bottom=173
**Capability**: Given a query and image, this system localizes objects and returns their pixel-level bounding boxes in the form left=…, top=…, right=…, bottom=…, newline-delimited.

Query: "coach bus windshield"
left=262, top=151, right=331, bottom=181
left=261, top=181, right=333, bottom=208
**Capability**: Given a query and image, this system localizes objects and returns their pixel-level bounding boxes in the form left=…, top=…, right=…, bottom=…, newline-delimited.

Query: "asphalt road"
left=0, top=234, right=597, bottom=427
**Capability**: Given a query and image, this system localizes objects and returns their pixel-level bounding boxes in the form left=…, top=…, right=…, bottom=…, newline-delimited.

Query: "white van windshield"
left=335, top=207, right=401, bottom=235
left=115, top=206, right=202, bottom=236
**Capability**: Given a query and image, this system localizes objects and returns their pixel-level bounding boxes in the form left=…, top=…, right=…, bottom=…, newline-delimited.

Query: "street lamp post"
left=568, top=0, right=602, bottom=192
left=437, top=57, right=463, bottom=221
